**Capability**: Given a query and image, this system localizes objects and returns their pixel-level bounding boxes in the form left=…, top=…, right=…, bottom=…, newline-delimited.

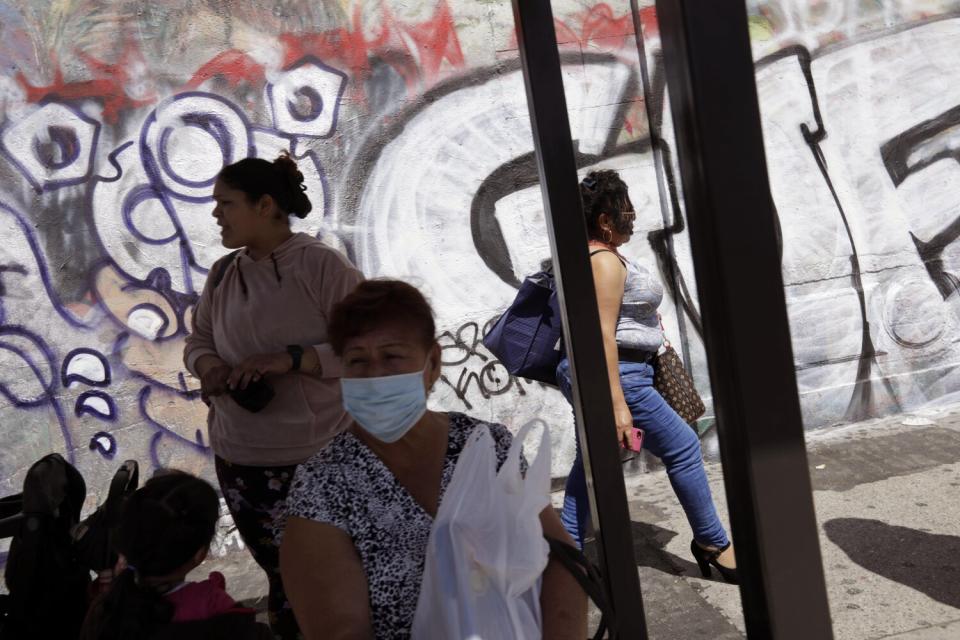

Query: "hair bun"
left=273, top=152, right=313, bottom=218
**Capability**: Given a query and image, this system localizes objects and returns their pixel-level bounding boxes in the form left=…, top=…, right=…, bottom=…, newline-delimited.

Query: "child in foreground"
left=80, top=471, right=269, bottom=639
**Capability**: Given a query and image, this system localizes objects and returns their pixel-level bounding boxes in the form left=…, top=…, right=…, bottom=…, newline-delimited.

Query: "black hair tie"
left=581, top=176, right=597, bottom=190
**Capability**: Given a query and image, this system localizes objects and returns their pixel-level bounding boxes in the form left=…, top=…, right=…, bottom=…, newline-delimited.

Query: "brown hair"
left=217, top=151, right=312, bottom=218
left=328, top=280, right=436, bottom=356
left=579, top=169, right=632, bottom=239
left=79, top=472, right=219, bottom=640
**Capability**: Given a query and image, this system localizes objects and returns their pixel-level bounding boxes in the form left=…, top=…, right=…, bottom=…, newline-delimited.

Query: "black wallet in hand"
left=229, top=379, right=275, bottom=413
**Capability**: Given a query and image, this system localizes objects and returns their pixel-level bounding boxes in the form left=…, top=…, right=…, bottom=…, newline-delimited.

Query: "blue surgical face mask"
left=341, top=368, right=428, bottom=443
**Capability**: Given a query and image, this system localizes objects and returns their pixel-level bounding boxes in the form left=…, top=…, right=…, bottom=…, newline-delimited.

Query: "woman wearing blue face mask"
left=279, top=279, right=586, bottom=640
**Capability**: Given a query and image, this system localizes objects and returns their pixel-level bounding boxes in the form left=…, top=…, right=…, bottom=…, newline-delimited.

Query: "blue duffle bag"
left=482, top=269, right=564, bottom=386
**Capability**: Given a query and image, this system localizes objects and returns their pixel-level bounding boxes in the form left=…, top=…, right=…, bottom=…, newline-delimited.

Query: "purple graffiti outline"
left=61, top=347, right=111, bottom=388
left=99, top=141, right=135, bottom=184
left=0, top=325, right=74, bottom=462
left=138, top=385, right=209, bottom=468
left=288, top=86, right=325, bottom=123
left=74, top=390, right=117, bottom=421
left=121, top=267, right=197, bottom=334
left=0, top=264, right=27, bottom=324
left=91, top=256, right=198, bottom=343
left=168, top=189, right=210, bottom=294
left=32, top=125, right=81, bottom=171
left=0, top=200, right=96, bottom=329
left=139, top=92, right=254, bottom=205
left=111, top=330, right=202, bottom=399
left=157, top=116, right=234, bottom=190
left=90, top=91, right=254, bottom=295
left=267, top=56, right=348, bottom=140
left=124, top=302, right=171, bottom=339
left=0, top=326, right=55, bottom=406
left=89, top=97, right=332, bottom=298
left=85, top=143, right=165, bottom=293
left=88, top=178, right=200, bottom=293
left=89, top=430, right=117, bottom=460
left=0, top=97, right=101, bottom=192
left=121, top=184, right=180, bottom=246
left=0, top=203, right=82, bottom=462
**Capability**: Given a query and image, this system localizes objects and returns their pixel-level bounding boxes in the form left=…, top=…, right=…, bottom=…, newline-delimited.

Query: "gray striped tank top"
left=616, top=257, right=664, bottom=353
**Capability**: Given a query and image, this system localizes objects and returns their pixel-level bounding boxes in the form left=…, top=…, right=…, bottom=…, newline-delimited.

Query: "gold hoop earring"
left=602, top=229, right=613, bottom=244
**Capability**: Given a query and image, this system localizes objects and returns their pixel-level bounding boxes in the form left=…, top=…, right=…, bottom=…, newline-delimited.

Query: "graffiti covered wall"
left=0, top=0, right=958, bottom=504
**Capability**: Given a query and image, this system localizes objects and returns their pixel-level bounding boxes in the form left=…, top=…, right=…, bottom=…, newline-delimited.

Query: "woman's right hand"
left=613, top=401, right=634, bottom=448
left=200, top=364, right=232, bottom=405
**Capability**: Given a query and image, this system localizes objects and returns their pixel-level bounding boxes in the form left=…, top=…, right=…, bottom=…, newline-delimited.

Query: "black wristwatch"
left=286, top=345, right=304, bottom=372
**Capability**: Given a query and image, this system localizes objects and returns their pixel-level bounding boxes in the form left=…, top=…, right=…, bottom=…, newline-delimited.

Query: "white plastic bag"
left=411, top=419, right=552, bottom=640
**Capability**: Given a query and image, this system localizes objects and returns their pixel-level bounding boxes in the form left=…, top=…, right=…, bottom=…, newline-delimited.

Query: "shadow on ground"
left=584, top=520, right=726, bottom=583
left=823, top=518, right=960, bottom=609
left=630, top=520, right=706, bottom=578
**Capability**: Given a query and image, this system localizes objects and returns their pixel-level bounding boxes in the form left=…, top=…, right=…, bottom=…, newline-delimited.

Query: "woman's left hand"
left=228, top=352, right=292, bottom=390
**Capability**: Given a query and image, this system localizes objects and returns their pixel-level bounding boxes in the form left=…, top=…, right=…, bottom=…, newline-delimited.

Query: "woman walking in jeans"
left=557, top=169, right=737, bottom=583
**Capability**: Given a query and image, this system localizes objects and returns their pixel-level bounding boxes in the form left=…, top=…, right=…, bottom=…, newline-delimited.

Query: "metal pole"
left=510, top=1, right=647, bottom=638
left=654, top=0, right=834, bottom=637
left=628, top=0, right=696, bottom=372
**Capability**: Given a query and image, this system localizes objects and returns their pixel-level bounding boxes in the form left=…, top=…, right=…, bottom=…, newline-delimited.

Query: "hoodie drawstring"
left=235, top=254, right=249, bottom=298
left=270, top=252, right=282, bottom=286
left=234, top=252, right=282, bottom=298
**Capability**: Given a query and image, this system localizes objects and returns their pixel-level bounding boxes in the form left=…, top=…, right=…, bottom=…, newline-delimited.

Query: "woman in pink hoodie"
left=183, top=152, right=363, bottom=639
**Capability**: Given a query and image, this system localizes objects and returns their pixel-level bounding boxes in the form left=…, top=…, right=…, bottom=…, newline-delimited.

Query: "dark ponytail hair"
left=217, top=151, right=313, bottom=218
left=80, top=472, right=220, bottom=640
left=579, top=169, right=632, bottom=239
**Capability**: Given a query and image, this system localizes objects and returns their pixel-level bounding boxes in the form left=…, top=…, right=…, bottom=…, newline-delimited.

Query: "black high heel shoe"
left=690, top=539, right=739, bottom=584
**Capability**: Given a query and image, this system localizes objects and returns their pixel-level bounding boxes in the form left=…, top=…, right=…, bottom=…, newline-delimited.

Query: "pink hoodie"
left=184, top=233, right=363, bottom=466
left=165, top=572, right=239, bottom=622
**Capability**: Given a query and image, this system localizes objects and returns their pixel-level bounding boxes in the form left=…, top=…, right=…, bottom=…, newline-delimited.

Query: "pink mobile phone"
left=621, top=428, right=644, bottom=453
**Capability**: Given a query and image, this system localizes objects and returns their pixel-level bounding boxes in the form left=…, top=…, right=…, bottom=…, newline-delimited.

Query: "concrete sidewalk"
left=204, top=404, right=960, bottom=639
left=604, top=404, right=960, bottom=639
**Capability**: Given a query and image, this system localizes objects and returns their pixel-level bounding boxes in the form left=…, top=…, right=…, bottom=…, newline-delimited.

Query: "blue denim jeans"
left=556, top=357, right=729, bottom=549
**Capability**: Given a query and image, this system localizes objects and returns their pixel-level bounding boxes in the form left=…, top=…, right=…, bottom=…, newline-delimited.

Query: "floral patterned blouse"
left=285, top=412, right=515, bottom=639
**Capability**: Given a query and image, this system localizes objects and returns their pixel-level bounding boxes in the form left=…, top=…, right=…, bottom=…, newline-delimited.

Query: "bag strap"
left=545, top=535, right=615, bottom=640
left=589, top=248, right=627, bottom=268
left=211, top=250, right=241, bottom=290
left=657, top=313, right=672, bottom=350
left=195, top=250, right=241, bottom=321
